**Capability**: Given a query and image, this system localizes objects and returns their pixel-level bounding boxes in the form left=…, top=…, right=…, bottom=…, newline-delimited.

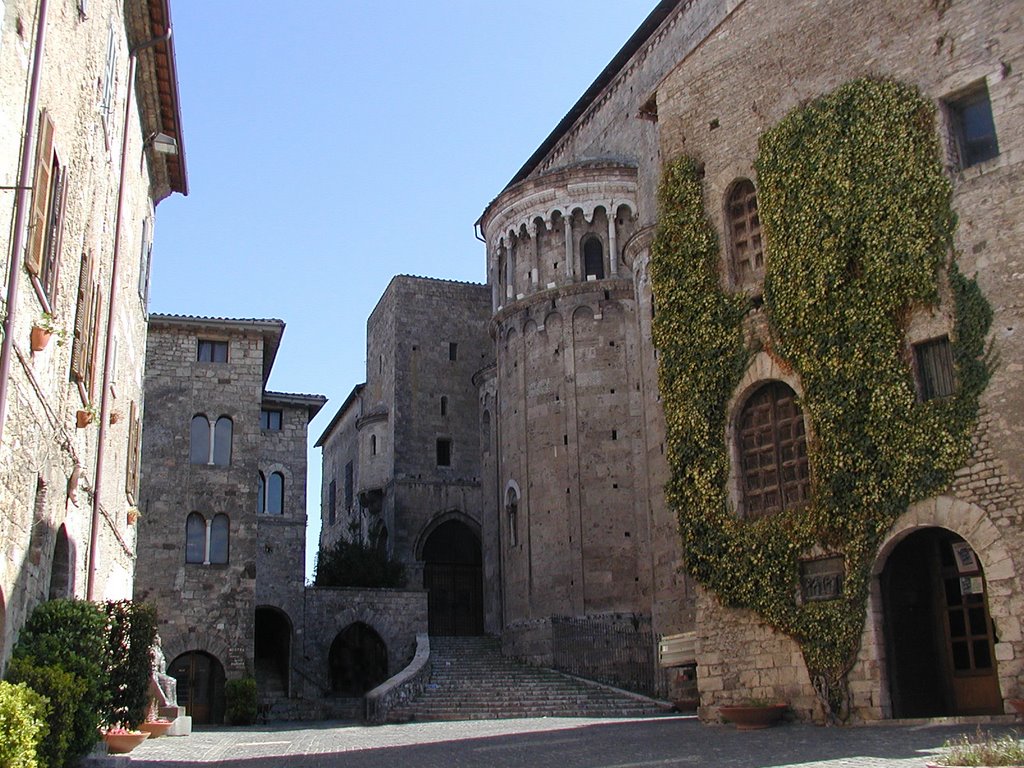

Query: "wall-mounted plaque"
left=800, top=556, right=845, bottom=602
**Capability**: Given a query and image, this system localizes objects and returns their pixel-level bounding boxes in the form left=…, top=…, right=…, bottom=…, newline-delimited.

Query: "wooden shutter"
left=70, top=251, right=95, bottom=382
left=126, top=400, right=140, bottom=501
left=86, top=286, right=103, bottom=396
left=42, top=165, right=69, bottom=302
left=26, top=111, right=56, bottom=275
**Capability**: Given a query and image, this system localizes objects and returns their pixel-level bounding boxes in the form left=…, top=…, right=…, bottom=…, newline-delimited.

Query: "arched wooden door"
left=422, top=520, right=483, bottom=636
left=882, top=528, right=1002, bottom=717
left=168, top=651, right=226, bottom=725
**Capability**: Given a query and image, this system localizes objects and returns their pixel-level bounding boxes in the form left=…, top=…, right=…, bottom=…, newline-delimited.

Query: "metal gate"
left=424, top=562, right=483, bottom=636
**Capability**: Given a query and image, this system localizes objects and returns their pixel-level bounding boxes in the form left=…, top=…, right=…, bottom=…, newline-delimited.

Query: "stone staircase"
left=386, top=635, right=670, bottom=722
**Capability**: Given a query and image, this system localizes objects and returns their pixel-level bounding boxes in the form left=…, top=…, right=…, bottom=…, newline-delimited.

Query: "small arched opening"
left=582, top=236, right=605, bottom=280
left=881, top=527, right=1003, bottom=717
left=168, top=651, right=226, bottom=725
left=255, top=607, right=292, bottom=698
left=422, top=519, right=483, bottom=636
left=48, top=524, right=73, bottom=600
left=328, top=623, right=388, bottom=696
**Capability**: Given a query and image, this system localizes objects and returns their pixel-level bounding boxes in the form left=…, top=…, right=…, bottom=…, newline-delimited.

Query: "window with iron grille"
left=738, top=382, right=810, bottom=518
left=914, top=336, right=955, bottom=401
left=726, top=179, right=764, bottom=289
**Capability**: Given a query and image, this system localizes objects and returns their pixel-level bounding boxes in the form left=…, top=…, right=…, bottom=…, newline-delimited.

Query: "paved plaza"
left=112, top=715, right=1021, bottom=768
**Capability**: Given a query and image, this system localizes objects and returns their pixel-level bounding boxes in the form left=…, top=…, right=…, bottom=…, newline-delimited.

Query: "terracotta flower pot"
left=30, top=326, right=52, bottom=352
left=103, top=730, right=149, bottom=754
left=138, top=719, right=173, bottom=738
left=76, top=409, right=93, bottom=428
left=718, top=702, right=787, bottom=730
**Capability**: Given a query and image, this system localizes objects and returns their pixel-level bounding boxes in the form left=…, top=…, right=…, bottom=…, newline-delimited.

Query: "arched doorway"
left=422, top=519, right=483, bottom=635
left=328, top=623, right=388, bottom=695
left=168, top=651, right=226, bottom=725
left=881, top=527, right=1002, bottom=717
left=255, top=607, right=291, bottom=698
left=48, top=525, right=72, bottom=600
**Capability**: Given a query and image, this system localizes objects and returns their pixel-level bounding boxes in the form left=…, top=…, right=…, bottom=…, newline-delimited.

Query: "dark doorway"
left=882, top=528, right=1002, bottom=717
left=168, top=651, right=226, bottom=725
left=328, top=623, right=388, bottom=696
left=422, top=520, right=483, bottom=636
left=48, top=525, right=72, bottom=600
left=255, top=607, right=291, bottom=698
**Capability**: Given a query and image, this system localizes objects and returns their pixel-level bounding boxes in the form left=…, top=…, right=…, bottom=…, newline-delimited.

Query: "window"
left=727, top=179, right=764, bottom=288
left=328, top=479, right=337, bottom=525
left=70, top=250, right=102, bottom=396
left=100, top=24, right=117, bottom=142
left=197, top=339, right=228, bottom=362
left=260, top=409, right=282, bottom=430
left=370, top=434, right=377, bottom=456
left=506, top=489, right=519, bottom=547
left=914, top=336, right=955, bottom=401
left=449, top=342, right=458, bottom=361
left=257, top=473, right=265, bottom=514
left=738, top=382, right=810, bottom=518
left=267, top=472, right=283, bottom=515
left=125, top=401, right=141, bottom=502
left=138, top=218, right=152, bottom=307
left=190, top=415, right=232, bottom=466
left=344, top=461, right=353, bottom=509
left=26, top=111, right=68, bottom=306
left=582, top=236, right=605, bottom=280
left=186, top=513, right=229, bottom=565
left=948, top=83, right=999, bottom=168
left=440, top=396, right=448, bottom=417
left=436, top=438, right=452, bottom=467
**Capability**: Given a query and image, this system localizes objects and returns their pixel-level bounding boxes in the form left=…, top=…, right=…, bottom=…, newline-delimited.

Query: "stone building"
left=0, top=0, right=185, bottom=665
left=317, top=276, right=497, bottom=635
left=135, top=314, right=326, bottom=724
left=474, top=0, right=1023, bottom=722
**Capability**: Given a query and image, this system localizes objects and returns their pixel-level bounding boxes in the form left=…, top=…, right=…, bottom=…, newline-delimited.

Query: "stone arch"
left=255, top=605, right=292, bottom=698
left=418, top=514, right=484, bottom=636
left=504, top=480, right=522, bottom=548
left=414, top=510, right=482, bottom=562
left=328, top=622, right=388, bottom=696
left=853, top=497, right=1017, bottom=719
left=168, top=650, right=226, bottom=725
left=48, top=524, right=74, bottom=600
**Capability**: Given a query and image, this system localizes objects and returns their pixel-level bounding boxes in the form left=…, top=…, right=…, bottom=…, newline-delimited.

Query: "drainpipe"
left=0, top=0, right=49, bottom=447
left=86, top=27, right=171, bottom=600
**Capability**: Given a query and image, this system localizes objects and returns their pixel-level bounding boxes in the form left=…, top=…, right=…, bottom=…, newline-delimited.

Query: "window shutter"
left=42, top=165, right=69, bottom=302
left=70, top=251, right=94, bottom=382
left=126, top=400, right=140, bottom=501
left=26, top=111, right=56, bottom=275
left=86, top=286, right=103, bottom=396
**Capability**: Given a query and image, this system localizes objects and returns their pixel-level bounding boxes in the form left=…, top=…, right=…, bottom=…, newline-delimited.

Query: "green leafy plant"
left=315, top=518, right=405, bottom=588
left=0, top=680, right=49, bottom=768
left=935, top=729, right=1024, bottom=766
left=33, top=313, right=67, bottom=346
left=5, top=660, right=80, bottom=768
left=103, top=600, right=157, bottom=728
left=651, top=78, right=992, bottom=722
left=224, top=678, right=257, bottom=725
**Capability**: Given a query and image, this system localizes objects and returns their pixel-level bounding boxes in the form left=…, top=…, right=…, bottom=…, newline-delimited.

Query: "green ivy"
left=651, top=78, right=992, bottom=721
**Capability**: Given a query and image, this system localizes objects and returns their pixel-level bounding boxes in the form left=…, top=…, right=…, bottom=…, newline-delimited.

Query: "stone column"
left=608, top=204, right=619, bottom=277
left=529, top=222, right=539, bottom=286
left=564, top=214, right=574, bottom=280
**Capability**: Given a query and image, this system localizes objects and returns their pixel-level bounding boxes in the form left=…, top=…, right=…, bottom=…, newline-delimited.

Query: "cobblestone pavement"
left=109, top=716, right=1023, bottom=768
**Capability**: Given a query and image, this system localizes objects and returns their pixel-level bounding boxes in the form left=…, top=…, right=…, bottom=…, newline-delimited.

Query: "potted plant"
left=102, top=724, right=149, bottom=754
left=126, top=507, right=140, bottom=525
left=76, top=403, right=98, bottom=428
left=137, top=717, right=173, bottom=738
left=30, top=312, right=65, bottom=352
left=925, top=728, right=1024, bottom=767
left=717, top=699, right=788, bottom=730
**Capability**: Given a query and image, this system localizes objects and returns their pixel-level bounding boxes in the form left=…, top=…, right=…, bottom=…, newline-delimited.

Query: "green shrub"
left=314, top=538, right=406, bottom=588
left=0, top=680, right=49, bottom=768
left=938, top=729, right=1024, bottom=766
left=5, top=659, right=82, bottom=768
left=9, top=600, right=110, bottom=765
left=225, top=678, right=257, bottom=725
left=103, top=600, right=157, bottom=728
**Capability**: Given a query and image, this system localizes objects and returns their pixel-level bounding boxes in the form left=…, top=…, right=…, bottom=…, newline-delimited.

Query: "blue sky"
left=150, top=2, right=656, bottom=579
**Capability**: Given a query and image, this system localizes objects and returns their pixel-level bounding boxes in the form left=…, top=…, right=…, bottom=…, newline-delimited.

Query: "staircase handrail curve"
left=365, top=632, right=432, bottom=724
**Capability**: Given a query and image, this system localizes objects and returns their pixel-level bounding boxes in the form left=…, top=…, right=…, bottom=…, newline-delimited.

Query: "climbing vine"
left=651, top=78, right=992, bottom=721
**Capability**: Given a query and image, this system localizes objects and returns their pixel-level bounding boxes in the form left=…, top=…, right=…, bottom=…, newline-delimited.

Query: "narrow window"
left=727, top=179, right=764, bottom=288
left=138, top=219, right=152, bottom=308
left=257, top=472, right=266, bottom=514
left=436, top=438, right=452, bottom=467
left=70, top=250, right=101, bottom=396
left=260, top=409, right=282, bottom=430
left=197, top=339, right=228, bottom=363
left=738, top=382, right=810, bottom=518
left=948, top=83, right=999, bottom=168
left=328, top=479, right=337, bottom=525
left=267, top=472, right=284, bottom=515
left=208, top=514, right=230, bottom=564
left=370, top=434, right=377, bottom=456
left=343, top=461, right=353, bottom=509
left=27, top=110, right=68, bottom=306
left=440, top=396, right=448, bottom=416
left=582, top=236, right=605, bottom=280
left=185, top=513, right=206, bottom=564
left=213, top=417, right=232, bottom=466
left=914, top=336, right=955, bottom=400
left=100, top=24, right=117, bottom=141
left=449, top=342, right=458, bottom=361
left=125, top=401, right=141, bottom=502
left=189, top=415, right=210, bottom=464
left=506, top=490, right=519, bottom=547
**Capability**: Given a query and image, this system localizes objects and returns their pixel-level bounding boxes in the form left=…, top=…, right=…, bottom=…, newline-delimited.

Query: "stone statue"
left=149, top=634, right=178, bottom=708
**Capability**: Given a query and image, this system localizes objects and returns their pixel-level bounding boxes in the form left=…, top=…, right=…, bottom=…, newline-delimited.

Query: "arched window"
left=267, top=472, right=284, bottom=515
left=370, top=434, right=377, bottom=456
left=48, top=525, right=73, bottom=600
left=738, top=382, right=810, bottom=518
left=582, top=236, right=605, bottom=280
left=505, top=488, right=519, bottom=547
left=481, top=410, right=491, bottom=452
left=190, top=416, right=210, bottom=464
left=186, top=513, right=206, bottom=564
left=213, top=417, right=232, bottom=466
left=727, top=179, right=764, bottom=287
left=209, top=514, right=230, bottom=564
left=440, top=396, right=448, bottom=416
